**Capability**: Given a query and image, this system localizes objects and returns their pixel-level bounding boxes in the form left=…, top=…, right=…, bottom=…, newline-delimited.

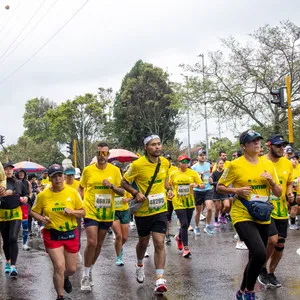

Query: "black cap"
left=266, top=134, right=288, bottom=146
left=2, top=161, right=14, bottom=168
left=239, top=130, right=263, bottom=144
left=48, top=164, right=64, bottom=178
left=41, top=168, right=48, bottom=174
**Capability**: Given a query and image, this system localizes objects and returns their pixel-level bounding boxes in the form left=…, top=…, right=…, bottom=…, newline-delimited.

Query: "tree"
left=180, top=21, right=300, bottom=147
left=23, top=97, right=56, bottom=142
left=112, top=60, right=180, bottom=150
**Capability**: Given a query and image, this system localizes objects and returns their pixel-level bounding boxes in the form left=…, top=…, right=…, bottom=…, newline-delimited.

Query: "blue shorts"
left=84, top=218, right=112, bottom=231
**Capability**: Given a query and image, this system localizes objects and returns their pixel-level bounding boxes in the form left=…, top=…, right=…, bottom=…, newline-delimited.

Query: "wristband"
left=110, top=184, right=114, bottom=190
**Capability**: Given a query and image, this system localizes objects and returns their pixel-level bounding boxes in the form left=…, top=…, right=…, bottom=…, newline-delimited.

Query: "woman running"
left=217, top=130, right=282, bottom=300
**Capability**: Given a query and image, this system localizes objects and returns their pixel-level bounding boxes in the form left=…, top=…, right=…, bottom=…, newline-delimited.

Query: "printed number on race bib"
left=114, top=197, right=123, bottom=209
left=178, top=185, right=190, bottom=196
left=148, top=193, right=165, bottom=209
left=94, top=194, right=112, bottom=208
left=250, top=194, right=269, bottom=202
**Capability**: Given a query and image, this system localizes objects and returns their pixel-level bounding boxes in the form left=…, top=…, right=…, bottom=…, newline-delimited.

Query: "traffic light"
left=0, top=135, right=5, bottom=145
left=270, top=87, right=286, bottom=108
left=66, top=142, right=73, bottom=155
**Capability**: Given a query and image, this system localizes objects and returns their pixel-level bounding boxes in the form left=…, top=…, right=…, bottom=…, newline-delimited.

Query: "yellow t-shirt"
left=115, top=190, right=131, bottom=212
left=80, top=163, right=122, bottom=222
left=292, top=165, right=300, bottom=195
left=169, top=168, right=202, bottom=210
left=32, top=185, right=83, bottom=231
left=212, top=160, right=231, bottom=172
left=0, top=162, right=6, bottom=188
left=123, top=156, right=170, bottom=217
left=218, top=156, right=279, bottom=225
left=261, top=156, right=293, bottom=219
left=65, top=180, right=80, bottom=191
left=41, top=177, right=50, bottom=186
left=167, top=165, right=178, bottom=201
left=0, top=207, right=22, bottom=221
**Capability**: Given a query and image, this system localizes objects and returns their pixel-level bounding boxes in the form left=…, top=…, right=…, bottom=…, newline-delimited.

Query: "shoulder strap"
left=144, top=158, right=161, bottom=197
left=237, top=196, right=251, bottom=210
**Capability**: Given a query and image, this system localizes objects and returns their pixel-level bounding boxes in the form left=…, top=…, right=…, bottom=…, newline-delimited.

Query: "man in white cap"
left=121, top=134, right=174, bottom=294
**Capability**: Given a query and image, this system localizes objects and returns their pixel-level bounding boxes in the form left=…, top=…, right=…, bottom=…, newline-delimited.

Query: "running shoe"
left=4, top=262, right=11, bottom=273
left=234, top=233, right=239, bottom=240
left=129, top=221, right=135, bottom=227
left=214, top=221, right=220, bottom=227
left=165, top=234, right=171, bottom=244
left=81, top=276, right=92, bottom=291
left=289, top=224, right=299, bottom=230
left=56, top=296, right=64, bottom=300
left=258, top=268, right=270, bottom=287
left=107, top=228, right=113, bottom=235
left=136, top=264, right=145, bottom=283
left=22, top=244, right=31, bottom=251
left=175, top=234, right=183, bottom=250
left=296, top=247, right=300, bottom=256
left=9, top=266, right=18, bottom=278
left=154, top=278, right=167, bottom=294
left=219, top=215, right=227, bottom=224
left=116, top=255, right=124, bottom=266
left=64, top=276, right=72, bottom=293
left=193, top=227, right=201, bottom=236
left=235, top=290, right=243, bottom=300
left=89, top=271, right=94, bottom=286
left=268, top=273, right=281, bottom=288
left=144, top=250, right=149, bottom=257
left=183, top=248, right=191, bottom=258
left=243, top=290, right=255, bottom=300
left=200, top=214, right=206, bottom=221
left=204, top=225, right=214, bottom=235
left=236, top=241, right=248, bottom=250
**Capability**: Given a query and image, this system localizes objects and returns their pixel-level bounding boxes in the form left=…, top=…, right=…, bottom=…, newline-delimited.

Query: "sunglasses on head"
left=180, top=159, right=190, bottom=164
left=97, top=150, right=110, bottom=156
left=241, top=130, right=261, bottom=143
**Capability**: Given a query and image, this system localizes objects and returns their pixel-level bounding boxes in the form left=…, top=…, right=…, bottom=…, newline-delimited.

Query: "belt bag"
left=238, top=196, right=273, bottom=221
left=50, top=228, right=76, bottom=241
left=0, top=194, right=20, bottom=209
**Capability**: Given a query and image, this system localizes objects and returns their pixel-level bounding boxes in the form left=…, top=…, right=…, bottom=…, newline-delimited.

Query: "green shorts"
left=114, top=209, right=130, bottom=224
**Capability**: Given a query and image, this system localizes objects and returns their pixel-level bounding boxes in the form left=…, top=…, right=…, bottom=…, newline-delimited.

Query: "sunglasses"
left=97, top=150, right=110, bottom=156
left=272, top=144, right=285, bottom=148
left=180, top=159, right=190, bottom=164
left=241, top=130, right=261, bottom=144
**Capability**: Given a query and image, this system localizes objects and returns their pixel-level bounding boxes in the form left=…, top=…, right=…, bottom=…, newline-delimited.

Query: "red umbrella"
left=14, top=161, right=45, bottom=173
left=90, top=149, right=138, bottom=165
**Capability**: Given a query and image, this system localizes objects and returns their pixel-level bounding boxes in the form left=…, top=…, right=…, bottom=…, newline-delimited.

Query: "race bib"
left=178, top=185, right=190, bottom=196
left=114, top=196, right=123, bottom=209
left=94, top=194, right=112, bottom=209
left=148, top=193, right=165, bottom=209
left=203, top=177, right=209, bottom=185
left=250, top=194, right=269, bottom=202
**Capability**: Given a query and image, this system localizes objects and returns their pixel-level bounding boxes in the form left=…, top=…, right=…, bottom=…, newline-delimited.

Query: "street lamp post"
left=198, top=53, right=209, bottom=159
left=185, top=76, right=191, bottom=158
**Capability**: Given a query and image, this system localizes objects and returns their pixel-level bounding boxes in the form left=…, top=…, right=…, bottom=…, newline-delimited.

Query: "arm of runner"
left=217, top=184, right=251, bottom=198
left=286, top=181, right=294, bottom=203
left=64, top=207, right=85, bottom=218
left=102, top=179, right=124, bottom=196
left=121, top=178, right=146, bottom=202
left=30, top=210, right=51, bottom=225
left=165, top=178, right=174, bottom=199
left=260, top=170, right=282, bottom=198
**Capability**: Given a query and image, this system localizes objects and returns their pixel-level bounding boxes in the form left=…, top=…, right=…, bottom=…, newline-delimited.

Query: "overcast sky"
left=0, top=0, right=298, bottom=147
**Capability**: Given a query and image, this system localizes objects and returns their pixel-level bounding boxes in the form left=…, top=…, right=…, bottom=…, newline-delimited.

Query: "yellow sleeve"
left=123, top=163, right=139, bottom=184
left=79, top=167, right=88, bottom=188
left=32, top=192, right=44, bottom=214
left=0, top=162, right=6, bottom=188
left=218, top=163, right=236, bottom=187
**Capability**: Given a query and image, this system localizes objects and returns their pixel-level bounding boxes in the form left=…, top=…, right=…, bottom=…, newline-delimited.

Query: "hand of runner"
left=43, top=216, right=51, bottom=224
left=236, top=186, right=251, bottom=198
left=167, top=189, right=174, bottom=199
left=260, top=170, right=275, bottom=186
left=64, top=207, right=73, bottom=215
left=5, top=189, right=13, bottom=196
left=136, top=192, right=146, bottom=202
left=102, top=179, right=112, bottom=187
left=0, top=186, right=5, bottom=196
left=20, top=197, right=27, bottom=203
left=286, top=193, right=294, bottom=203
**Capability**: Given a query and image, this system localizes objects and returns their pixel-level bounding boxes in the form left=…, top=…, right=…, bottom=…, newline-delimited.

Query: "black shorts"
left=269, top=218, right=288, bottom=238
left=167, top=200, right=174, bottom=221
left=135, top=212, right=168, bottom=237
left=194, top=189, right=214, bottom=206
left=84, top=218, right=113, bottom=231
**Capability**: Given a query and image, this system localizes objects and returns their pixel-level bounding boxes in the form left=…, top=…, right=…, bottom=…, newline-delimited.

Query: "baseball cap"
left=198, top=149, right=206, bottom=155
left=164, top=154, right=172, bottom=160
left=2, top=161, right=14, bottom=168
left=178, top=155, right=191, bottom=162
left=41, top=168, right=48, bottom=174
left=48, top=164, right=64, bottom=178
left=285, top=145, right=294, bottom=154
left=239, top=129, right=263, bottom=144
left=266, top=134, right=288, bottom=146
left=64, top=167, right=76, bottom=176
left=289, top=152, right=299, bottom=159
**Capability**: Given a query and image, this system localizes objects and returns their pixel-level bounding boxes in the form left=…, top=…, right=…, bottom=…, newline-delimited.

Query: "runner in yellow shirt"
left=217, top=129, right=281, bottom=300
left=31, top=164, right=85, bottom=300
left=121, top=134, right=174, bottom=294
left=79, top=142, right=124, bottom=292
left=169, top=155, right=203, bottom=258
left=41, top=168, right=51, bottom=187
left=257, top=135, right=294, bottom=288
left=211, top=150, right=231, bottom=172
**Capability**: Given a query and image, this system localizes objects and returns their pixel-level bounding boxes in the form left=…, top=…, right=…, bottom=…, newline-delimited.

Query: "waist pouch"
left=0, top=194, right=20, bottom=209
left=129, top=198, right=143, bottom=215
left=50, top=228, right=76, bottom=241
left=238, top=196, right=274, bottom=221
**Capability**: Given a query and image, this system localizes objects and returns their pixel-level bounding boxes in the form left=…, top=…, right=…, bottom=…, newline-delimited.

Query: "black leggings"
left=234, top=221, right=269, bottom=291
left=167, top=200, right=174, bottom=222
left=175, top=208, right=194, bottom=246
left=0, top=219, right=21, bottom=265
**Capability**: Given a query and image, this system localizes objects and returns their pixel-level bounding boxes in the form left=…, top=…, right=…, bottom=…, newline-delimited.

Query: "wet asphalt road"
left=1, top=217, right=300, bottom=300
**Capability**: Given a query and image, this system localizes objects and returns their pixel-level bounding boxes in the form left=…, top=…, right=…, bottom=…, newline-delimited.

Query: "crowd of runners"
left=0, top=131, right=300, bottom=300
